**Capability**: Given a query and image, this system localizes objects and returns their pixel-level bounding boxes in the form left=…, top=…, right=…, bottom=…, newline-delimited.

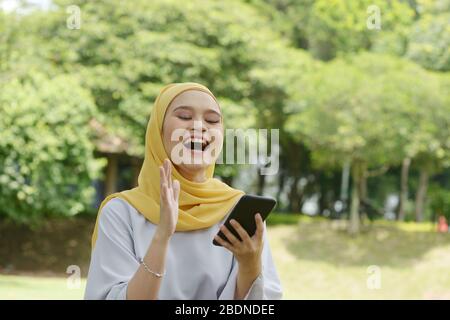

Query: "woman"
left=84, top=82, right=282, bottom=300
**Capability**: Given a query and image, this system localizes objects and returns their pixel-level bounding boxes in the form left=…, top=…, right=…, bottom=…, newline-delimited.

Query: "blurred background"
left=0, top=0, right=449, bottom=299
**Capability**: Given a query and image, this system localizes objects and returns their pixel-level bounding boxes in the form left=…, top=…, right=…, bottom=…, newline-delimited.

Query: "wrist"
left=238, top=261, right=262, bottom=277
left=154, top=228, right=172, bottom=243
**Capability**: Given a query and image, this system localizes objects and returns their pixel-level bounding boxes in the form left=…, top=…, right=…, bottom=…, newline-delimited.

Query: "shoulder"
left=102, top=197, right=134, bottom=214
left=95, top=197, right=137, bottom=256
left=98, top=198, right=136, bottom=232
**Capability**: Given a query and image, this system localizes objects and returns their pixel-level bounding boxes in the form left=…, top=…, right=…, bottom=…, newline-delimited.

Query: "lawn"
left=0, top=274, right=86, bottom=300
left=269, top=217, right=450, bottom=299
left=1, top=216, right=450, bottom=299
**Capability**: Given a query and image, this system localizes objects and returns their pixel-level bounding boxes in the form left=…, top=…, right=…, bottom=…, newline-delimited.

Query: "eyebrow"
left=172, top=105, right=222, bottom=117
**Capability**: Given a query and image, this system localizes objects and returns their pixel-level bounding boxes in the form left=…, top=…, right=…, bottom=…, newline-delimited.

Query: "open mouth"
left=183, top=139, right=210, bottom=152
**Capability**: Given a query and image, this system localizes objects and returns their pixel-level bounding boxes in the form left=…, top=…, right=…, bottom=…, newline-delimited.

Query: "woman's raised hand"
left=156, top=159, right=180, bottom=240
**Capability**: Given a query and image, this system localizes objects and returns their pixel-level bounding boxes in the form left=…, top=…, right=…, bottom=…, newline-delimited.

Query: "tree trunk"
left=276, top=170, right=285, bottom=209
left=348, top=162, right=362, bottom=235
left=318, top=185, right=327, bottom=216
left=398, top=157, right=411, bottom=221
left=131, top=157, right=143, bottom=188
left=256, top=171, right=266, bottom=196
left=359, top=169, right=367, bottom=202
left=288, top=176, right=300, bottom=213
left=105, top=154, right=118, bottom=196
left=415, top=168, right=429, bottom=222
left=340, top=161, right=350, bottom=202
left=359, top=164, right=368, bottom=226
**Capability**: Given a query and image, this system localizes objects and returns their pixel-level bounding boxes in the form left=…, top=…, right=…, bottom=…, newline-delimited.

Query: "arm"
left=126, top=159, right=180, bottom=300
left=217, top=222, right=283, bottom=300
left=240, top=225, right=283, bottom=300
left=84, top=198, right=140, bottom=300
left=84, top=159, right=179, bottom=300
left=126, top=230, right=170, bottom=300
left=214, top=213, right=272, bottom=300
left=235, top=260, right=261, bottom=299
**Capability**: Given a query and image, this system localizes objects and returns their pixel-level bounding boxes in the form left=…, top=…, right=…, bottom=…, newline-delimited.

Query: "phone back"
left=213, top=194, right=277, bottom=246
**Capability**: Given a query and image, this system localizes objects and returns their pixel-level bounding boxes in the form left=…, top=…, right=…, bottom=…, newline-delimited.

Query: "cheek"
left=163, top=119, right=183, bottom=142
left=215, top=132, right=224, bottom=146
left=210, top=131, right=224, bottom=156
left=161, top=130, right=172, bottom=156
left=162, top=124, right=177, bottom=154
left=162, top=119, right=190, bottom=157
left=216, top=126, right=224, bottom=144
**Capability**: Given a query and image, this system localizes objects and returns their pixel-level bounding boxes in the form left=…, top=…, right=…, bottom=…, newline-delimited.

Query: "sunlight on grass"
left=0, top=275, right=86, bottom=300
left=269, top=219, right=450, bottom=299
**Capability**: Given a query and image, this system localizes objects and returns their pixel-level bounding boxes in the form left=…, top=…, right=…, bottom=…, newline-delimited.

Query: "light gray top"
left=84, top=198, right=283, bottom=300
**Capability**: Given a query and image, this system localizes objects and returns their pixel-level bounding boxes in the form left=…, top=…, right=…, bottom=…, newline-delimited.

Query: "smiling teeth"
left=183, top=139, right=209, bottom=151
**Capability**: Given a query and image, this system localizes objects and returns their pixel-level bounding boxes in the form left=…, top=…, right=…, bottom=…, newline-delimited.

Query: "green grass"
left=0, top=274, right=86, bottom=300
left=1, top=216, right=450, bottom=299
left=271, top=217, right=450, bottom=299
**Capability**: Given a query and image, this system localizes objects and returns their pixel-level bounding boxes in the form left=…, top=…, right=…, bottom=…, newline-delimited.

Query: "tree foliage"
left=0, top=71, right=102, bottom=222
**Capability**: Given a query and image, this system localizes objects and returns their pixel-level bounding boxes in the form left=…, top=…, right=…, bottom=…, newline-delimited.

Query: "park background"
left=0, top=0, right=449, bottom=299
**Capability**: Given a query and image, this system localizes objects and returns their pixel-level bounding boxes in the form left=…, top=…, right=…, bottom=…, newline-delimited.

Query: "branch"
left=365, top=165, right=389, bottom=178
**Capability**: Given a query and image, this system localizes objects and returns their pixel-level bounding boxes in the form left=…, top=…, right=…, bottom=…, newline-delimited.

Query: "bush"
left=0, top=72, right=102, bottom=223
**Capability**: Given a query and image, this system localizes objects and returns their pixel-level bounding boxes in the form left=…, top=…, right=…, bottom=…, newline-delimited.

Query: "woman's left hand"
left=214, top=213, right=264, bottom=274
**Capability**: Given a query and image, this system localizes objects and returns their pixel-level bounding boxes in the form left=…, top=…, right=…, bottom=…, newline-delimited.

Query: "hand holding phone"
left=213, top=194, right=277, bottom=246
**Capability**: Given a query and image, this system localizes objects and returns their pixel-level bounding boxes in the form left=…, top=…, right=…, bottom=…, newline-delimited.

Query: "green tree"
left=0, top=71, right=102, bottom=223
left=406, top=0, right=450, bottom=71
left=287, top=52, right=447, bottom=231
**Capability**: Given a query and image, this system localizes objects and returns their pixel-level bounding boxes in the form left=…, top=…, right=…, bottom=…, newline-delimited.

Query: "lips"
left=183, top=137, right=210, bottom=152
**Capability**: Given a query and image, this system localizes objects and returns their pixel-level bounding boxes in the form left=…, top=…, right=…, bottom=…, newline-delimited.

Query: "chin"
left=181, top=162, right=210, bottom=172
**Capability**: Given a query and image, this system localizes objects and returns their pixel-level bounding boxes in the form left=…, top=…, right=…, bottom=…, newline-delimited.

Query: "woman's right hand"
left=156, top=159, right=180, bottom=240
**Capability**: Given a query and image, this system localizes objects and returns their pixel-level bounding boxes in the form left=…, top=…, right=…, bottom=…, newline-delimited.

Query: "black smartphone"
left=213, top=194, right=277, bottom=246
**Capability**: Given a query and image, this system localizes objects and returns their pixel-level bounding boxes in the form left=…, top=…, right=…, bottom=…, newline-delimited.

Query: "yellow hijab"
left=91, top=82, right=244, bottom=248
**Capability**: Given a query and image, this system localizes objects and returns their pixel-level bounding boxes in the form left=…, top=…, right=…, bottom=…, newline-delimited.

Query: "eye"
left=177, top=114, right=192, bottom=121
left=205, top=115, right=221, bottom=124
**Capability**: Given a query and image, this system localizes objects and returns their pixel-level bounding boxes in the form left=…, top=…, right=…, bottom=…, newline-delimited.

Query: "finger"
left=162, top=183, right=169, bottom=201
left=165, top=158, right=171, bottom=166
left=229, top=219, right=251, bottom=242
left=173, top=180, right=180, bottom=201
left=167, top=160, right=172, bottom=189
left=214, top=234, right=234, bottom=252
left=254, top=213, right=264, bottom=241
left=160, top=166, right=168, bottom=192
left=159, top=166, right=165, bottom=188
left=161, top=159, right=166, bottom=178
left=220, top=225, right=239, bottom=245
left=163, top=159, right=170, bottom=181
left=160, top=182, right=166, bottom=201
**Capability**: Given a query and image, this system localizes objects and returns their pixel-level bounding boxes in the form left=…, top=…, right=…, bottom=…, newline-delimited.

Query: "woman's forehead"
left=168, top=89, right=220, bottom=113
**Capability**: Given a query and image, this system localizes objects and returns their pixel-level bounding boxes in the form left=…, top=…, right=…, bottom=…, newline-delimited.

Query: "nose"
left=187, top=119, right=207, bottom=134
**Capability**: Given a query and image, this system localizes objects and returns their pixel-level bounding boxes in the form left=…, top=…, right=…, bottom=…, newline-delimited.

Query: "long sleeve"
left=84, top=199, right=138, bottom=300
left=218, top=223, right=283, bottom=300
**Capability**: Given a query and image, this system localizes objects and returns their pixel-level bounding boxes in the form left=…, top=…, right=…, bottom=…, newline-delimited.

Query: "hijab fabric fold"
left=91, top=82, right=244, bottom=248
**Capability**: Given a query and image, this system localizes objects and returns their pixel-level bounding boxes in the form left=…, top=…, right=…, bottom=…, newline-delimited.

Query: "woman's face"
left=162, top=90, right=224, bottom=179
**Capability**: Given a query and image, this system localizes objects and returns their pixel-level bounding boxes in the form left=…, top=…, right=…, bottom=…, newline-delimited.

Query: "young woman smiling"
left=84, top=83, right=282, bottom=300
